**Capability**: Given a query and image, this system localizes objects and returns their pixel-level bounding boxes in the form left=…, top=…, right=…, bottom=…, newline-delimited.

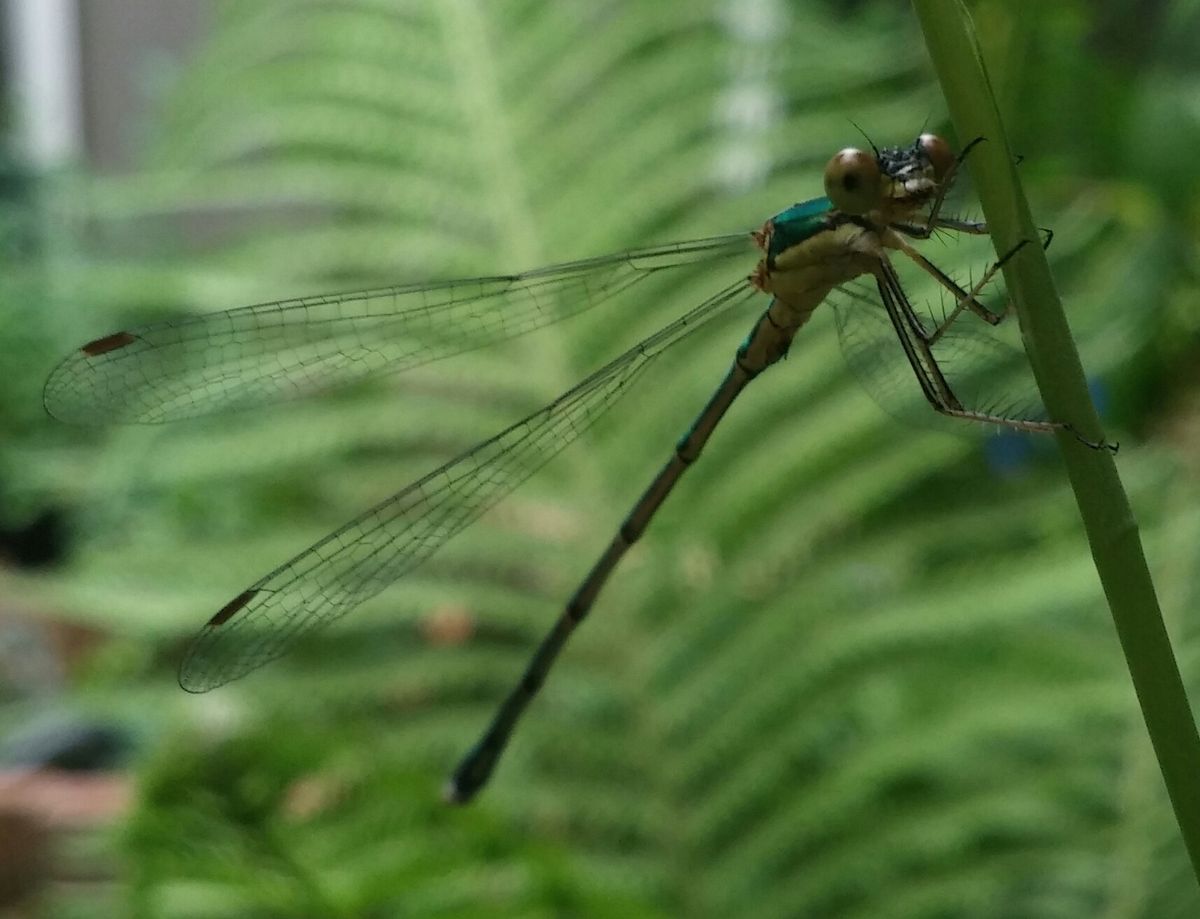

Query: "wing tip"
left=177, top=588, right=260, bottom=692
left=176, top=672, right=208, bottom=694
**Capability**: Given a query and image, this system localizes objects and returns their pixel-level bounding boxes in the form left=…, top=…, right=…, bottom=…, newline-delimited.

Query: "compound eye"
left=918, top=133, right=955, bottom=180
left=823, top=148, right=882, bottom=215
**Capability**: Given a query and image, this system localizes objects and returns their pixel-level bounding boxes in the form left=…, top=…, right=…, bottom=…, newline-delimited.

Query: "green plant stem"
left=912, top=0, right=1200, bottom=884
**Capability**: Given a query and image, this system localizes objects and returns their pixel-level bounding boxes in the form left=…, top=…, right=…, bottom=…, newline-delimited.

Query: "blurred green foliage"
left=5, top=0, right=1200, bottom=916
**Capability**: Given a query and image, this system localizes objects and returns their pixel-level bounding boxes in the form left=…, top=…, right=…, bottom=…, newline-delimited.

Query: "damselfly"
left=44, top=134, right=1103, bottom=801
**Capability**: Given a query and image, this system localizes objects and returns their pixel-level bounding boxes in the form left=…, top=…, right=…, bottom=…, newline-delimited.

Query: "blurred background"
left=1, top=0, right=1199, bottom=916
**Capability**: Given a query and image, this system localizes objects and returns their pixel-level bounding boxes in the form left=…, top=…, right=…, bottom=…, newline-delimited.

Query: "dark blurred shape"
left=1087, top=0, right=1171, bottom=67
left=1, top=717, right=131, bottom=771
left=0, top=506, right=69, bottom=569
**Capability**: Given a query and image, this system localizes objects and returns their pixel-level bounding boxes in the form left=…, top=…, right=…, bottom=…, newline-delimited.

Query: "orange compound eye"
left=823, top=147, right=882, bottom=216
left=918, top=133, right=955, bottom=181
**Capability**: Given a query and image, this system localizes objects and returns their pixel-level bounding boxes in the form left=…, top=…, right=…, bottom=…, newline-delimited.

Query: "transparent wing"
left=178, top=279, right=760, bottom=691
left=44, top=234, right=755, bottom=424
left=831, top=267, right=1048, bottom=433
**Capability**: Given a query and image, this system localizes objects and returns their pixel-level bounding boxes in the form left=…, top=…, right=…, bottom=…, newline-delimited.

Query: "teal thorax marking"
left=765, top=196, right=834, bottom=261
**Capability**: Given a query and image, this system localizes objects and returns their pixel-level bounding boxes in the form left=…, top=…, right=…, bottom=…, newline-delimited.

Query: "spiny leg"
left=895, top=218, right=1053, bottom=247
left=890, top=234, right=1011, bottom=331
left=891, top=215, right=987, bottom=239
left=874, top=259, right=961, bottom=411
left=933, top=403, right=1115, bottom=451
left=926, top=227, right=1056, bottom=341
left=926, top=239, right=1033, bottom=342
left=892, top=225, right=1056, bottom=341
left=877, top=257, right=1052, bottom=431
left=875, top=259, right=1115, bottom=451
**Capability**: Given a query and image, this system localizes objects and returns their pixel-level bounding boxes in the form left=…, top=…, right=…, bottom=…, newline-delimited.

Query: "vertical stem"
left=913, top=0, right=1200, bottom=885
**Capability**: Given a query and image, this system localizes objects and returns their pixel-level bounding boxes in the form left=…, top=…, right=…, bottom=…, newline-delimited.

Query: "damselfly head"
left=824, top=133, right=956, bottom=219
left=877, top=133, right=955, bottom=207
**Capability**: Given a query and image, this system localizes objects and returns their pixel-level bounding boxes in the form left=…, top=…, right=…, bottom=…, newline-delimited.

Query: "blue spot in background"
left=985, top=430, right=1035, bottom=478
left=984, top=373, right=1111, bottom=477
